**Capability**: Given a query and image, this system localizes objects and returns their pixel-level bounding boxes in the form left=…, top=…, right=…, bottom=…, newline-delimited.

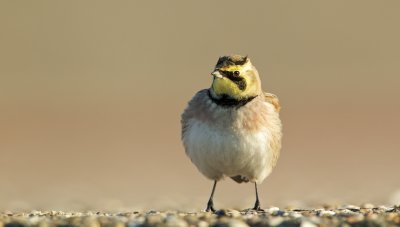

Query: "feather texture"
left=181, top=89, right=282, bottom=184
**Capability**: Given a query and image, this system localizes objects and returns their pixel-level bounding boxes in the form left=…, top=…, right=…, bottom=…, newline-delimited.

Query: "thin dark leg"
left=206, top=180, right=217, bottom=212
left=253, top=182, right=262, bottom=211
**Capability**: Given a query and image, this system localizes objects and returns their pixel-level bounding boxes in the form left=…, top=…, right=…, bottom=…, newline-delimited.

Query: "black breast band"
left=207, top=90, right=257, bottom=108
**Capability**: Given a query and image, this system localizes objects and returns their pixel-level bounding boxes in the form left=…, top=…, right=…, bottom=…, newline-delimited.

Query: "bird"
left=181, top=54, right=282, bottom=212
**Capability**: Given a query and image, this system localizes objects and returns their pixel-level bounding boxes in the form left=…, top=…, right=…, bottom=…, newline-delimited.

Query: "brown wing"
left=263, top=92, right=281, bottom=112
left=264, top=92, right=282, bottom=170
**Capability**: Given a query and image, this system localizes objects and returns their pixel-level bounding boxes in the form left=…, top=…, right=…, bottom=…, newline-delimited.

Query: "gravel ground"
left=1, top=205, right=400, bottom=227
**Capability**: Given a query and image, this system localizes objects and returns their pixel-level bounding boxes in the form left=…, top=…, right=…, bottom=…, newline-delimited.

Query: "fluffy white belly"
left=184, top=119, right=273, bottom=183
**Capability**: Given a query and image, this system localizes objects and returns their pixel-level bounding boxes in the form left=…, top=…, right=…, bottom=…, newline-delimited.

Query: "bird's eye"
left=233, top=71, right=240, bottom=76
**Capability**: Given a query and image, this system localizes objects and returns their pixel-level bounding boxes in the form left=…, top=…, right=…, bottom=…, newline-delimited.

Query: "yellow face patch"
left=212, top=77, right=243, bottom=99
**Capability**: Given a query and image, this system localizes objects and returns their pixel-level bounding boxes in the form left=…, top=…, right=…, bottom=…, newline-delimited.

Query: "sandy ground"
left=1, top=204, right=400, bottom=227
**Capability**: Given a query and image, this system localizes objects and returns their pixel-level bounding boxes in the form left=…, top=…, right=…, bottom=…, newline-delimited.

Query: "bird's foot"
left=252, top=201, right=264, bottom=212
left=252, top=207, right=264, bottom=212
left=205, top=200, right=216, bottom=213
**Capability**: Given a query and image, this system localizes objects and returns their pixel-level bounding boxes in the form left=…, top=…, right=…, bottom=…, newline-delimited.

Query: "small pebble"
left=346, top=214, right=364, bottom=223
left=300, top=220, right=317, bottom=227
left=267, top=207, right=280, bottom=213
left=227, top=219, right=249, bottom=227
left=338, top=209, right=356, bottom=216
left=343, top=205, right=360, bottom=211
left=165, top=215, right=188, bottom=227
left=319, top=210, right=335, bottom=216
left=197, top=220, right=209, bottom=227
left=289, top=212, right=303, bottom=218
left=145, top=214, right=164, bottom=225
left=269, top=217, right=284, bottom=226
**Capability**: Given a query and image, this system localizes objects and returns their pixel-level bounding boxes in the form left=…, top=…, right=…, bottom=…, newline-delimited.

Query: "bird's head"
left=210, top=55, right=262, bottom=100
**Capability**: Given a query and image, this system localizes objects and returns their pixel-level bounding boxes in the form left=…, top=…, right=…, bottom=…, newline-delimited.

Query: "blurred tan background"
left=1, top=0, right=400, bottom=211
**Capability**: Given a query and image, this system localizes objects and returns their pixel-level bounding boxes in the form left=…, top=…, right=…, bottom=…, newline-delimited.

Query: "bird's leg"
left=253, top=182, right=262, bottom=211
left=205, top=180, right=217, bottom=212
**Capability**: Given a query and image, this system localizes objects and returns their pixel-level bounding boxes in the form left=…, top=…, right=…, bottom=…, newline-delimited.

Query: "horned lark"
left=181, top=55, right=282, bottom=212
